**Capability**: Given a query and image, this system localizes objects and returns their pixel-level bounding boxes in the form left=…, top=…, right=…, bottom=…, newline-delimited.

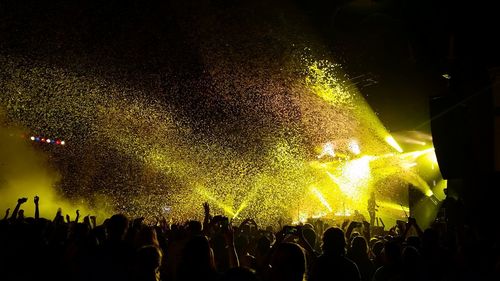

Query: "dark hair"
left=322, top=227, right=345, bottom=255
left=270, top=242, right=306, bottom=281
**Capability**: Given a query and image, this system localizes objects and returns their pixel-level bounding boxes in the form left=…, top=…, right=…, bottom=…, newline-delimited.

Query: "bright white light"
left=318, top=142, right=335, bottom=158
left=402, top=162, right=417, bottom=169
left=46, top=139, right=51, bottom=143
left=385, top=136, right=403, bottom=152
left=61, top=141, right=65, bottom=145
left=348, top=139, right=361, bottom=155
left=30, top=136, right=35, bottom=141
left=327, top=156, right=372, bottom=199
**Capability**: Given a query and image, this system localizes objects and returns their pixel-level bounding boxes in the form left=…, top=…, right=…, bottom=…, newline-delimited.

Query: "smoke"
left=0, top=111, right=109, bottom=222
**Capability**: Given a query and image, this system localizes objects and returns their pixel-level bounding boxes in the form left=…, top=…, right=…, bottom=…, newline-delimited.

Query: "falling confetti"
left=0, top=2, right=443, bottom=227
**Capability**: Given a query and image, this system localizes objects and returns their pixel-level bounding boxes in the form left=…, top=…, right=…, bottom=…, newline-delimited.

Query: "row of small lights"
left=30, top=136, right=65, bottom=145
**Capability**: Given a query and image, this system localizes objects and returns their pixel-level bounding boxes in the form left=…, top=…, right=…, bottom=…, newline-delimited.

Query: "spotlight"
left=385, top=136, right=403, bottom=152
left=30, top=136, right=35, bottom=141
left=318, top=142, right=335, bottom=158
left=35, top=137, right=40, bottom=142
left=429, top=194, right=440, bottom=205
left=61, top=141, right=65, bottom=145
left=46, top=139, right=51, bottom=143
left=348, top=139, right=361, bottom=155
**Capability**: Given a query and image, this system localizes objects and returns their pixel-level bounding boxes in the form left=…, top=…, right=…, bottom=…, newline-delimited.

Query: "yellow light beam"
left=385, top=136, right=403, bottom=153
left=195, top=186, right=235, bottom=217
left=310, top=186, right=333, bottom=212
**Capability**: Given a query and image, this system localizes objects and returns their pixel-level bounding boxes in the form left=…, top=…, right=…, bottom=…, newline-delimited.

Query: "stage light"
left=348, top=139, right=361, bottom=155
left=30, top=136, right=35, bottom=141
left=327, top=156, right=372, bottom=199
left=35, top=137, right=40, bottom=142
left=46, top=139, right=51, bottom=143
left=402, top=162, right=417, bottom=169
left=425, top=150, right=438, bottom=164
left=41, top=138, right=45, bottom=142
left=385, top=136, right=403, bottom=152
left=318, top=142, right=335, bottom=158
left=56, top=140, right=61, bottom=145
left=61, top=141, right=65, bottom=145
left=343, top=156, right=372, bottom=182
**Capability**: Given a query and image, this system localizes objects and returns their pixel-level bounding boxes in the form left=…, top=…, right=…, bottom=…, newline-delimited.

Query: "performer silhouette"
left=367, top=191, right=379, bottom=226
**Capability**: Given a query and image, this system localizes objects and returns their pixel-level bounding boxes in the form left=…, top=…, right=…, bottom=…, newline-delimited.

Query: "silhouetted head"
left=372, top=240, right=384, bottom=257
left=136, top=245, right=162, bottom=272
left=382, top=240, right=401, bottom=265
left=350, top=236, right=368, bottom=257
left=405, top=236, right=421, bottom=250
left=302, top=227, right=316, bottom=249
left=185, top=220, right=202, bottom=236
left=255, top=235, right=271, bottom=260
left=180, top=235, right=215, bottom=272
left=270, top=242, right=306, bottom=281
left=235, top=234, right=250, bottom=255
left=322, top=227, right=346, bottom=255
left=107, top=214, right=129, bottom=241
left=402, top=246, right=420, bottom=267
left=135, top=225, right=159, bottom=248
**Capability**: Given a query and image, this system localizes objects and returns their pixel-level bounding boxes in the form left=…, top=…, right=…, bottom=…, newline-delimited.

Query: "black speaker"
left=429, top=96, right=466, bottom=179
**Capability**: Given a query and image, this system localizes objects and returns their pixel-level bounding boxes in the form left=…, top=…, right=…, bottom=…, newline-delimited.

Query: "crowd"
left=0, top=196, right=498, bottom=281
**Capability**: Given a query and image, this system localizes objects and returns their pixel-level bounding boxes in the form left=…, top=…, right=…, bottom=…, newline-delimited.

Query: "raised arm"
left=10, top=198, right=27, bottom=221
left=223, top=219, right=239, bottom=268
left=3, top=208, right=10, bottom=220
left=54, top=208, right=63, bottom=224
left=34, top=196, right=39, bottom=220
left=202, top=202, right=211, bottom=233
left=90, top=215, right=97, bottom=229
left=404, top=217, right=423, bottom=238
left=75, top=210, right=80, bottom=223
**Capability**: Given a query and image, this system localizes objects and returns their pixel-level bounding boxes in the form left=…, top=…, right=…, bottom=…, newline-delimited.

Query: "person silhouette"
left=367, top=192, right=379, bottom=226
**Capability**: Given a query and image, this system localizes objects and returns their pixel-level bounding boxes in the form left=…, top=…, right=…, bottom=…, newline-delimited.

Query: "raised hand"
left=66, top=214, right=71, bottom=224
left=83, top=215, right=91, bottom=227
left=90, top=216, right=97, bottom=228
left=3, top=208, right=10, bottom=220
left=18, top=210, right=25, bottom=220
left=53, top=208, right=63, bottom=224
left=11, top=198, right=28, bottom=220
left=203, top=202, right=210, bottom=216
left=34, top=196, right=40, bottom=220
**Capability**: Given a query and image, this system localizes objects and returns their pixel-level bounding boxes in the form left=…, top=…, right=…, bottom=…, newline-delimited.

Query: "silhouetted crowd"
left=0, top=196, right=498, bottom=281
